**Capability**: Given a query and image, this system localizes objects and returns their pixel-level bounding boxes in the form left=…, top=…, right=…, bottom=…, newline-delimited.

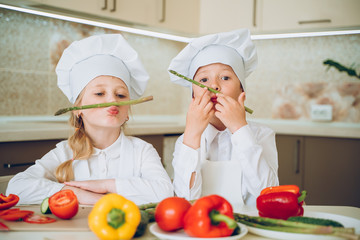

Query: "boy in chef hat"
left=7, top=34, right=173, bottom=205
left=168, top=29, right=279, bottom=210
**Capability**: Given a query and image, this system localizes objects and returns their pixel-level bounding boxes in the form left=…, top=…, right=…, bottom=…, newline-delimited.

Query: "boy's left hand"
left=214, top=92, right=247, bottom=133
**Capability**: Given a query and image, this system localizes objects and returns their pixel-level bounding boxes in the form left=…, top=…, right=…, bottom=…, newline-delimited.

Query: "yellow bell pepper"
left=88, top=193, right=141, bottom=240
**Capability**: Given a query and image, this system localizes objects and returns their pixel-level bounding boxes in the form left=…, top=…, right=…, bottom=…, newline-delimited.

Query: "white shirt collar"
left=92, top=131, right=124, bottom=158
left=204, top=124, right=232, bottom=145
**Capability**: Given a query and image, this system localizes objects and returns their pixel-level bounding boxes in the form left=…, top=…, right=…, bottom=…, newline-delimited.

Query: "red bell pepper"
left=260, top=185, right=300, bottom=195
left=256, top=185, right=307, bottom=220
left=0, top=194, right=19, bottom=210
left=0, top=222, right=9, bottom=231
left=183, top=195, right=237, bottom=238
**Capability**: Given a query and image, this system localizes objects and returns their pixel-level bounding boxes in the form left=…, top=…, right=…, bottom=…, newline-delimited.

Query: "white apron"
left=200, top=137, right=245, bottom=213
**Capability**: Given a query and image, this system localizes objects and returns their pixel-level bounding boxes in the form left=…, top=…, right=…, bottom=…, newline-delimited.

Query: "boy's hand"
left=214, top=92, right=247, bottom=133
left=183, top=87, right=214, bottom=149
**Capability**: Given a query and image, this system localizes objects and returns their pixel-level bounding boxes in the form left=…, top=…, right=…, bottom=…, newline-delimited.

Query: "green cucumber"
left=41, top=197, right=52, bottom=214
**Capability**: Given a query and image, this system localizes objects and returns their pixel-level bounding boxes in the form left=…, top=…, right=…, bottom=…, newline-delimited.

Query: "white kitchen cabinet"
left=152, top=0, right=257, bottom=35
left=259, top=0, right=360, bottom=33
left=276, top=134, right=360, bottom=208
left=26, top=0, right=257, bottom=35
left=28, top=0, right=165, bottom=26
left=10, top=0, right=360, bottom=35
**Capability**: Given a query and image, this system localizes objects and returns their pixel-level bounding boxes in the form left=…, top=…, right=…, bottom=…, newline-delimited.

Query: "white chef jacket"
left=6, top=131, right=174, bottom=205
left=172, top=121, right=279, bottom=208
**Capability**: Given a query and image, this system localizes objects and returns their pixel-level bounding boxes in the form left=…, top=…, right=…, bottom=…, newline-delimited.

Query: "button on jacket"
left=172, top=121, right=279, bottom=208
left=7, top=132, right=174, bottom=205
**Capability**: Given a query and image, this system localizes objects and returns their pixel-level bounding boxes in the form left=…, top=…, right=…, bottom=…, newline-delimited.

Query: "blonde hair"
left=55, top=91, right=93, bottom=183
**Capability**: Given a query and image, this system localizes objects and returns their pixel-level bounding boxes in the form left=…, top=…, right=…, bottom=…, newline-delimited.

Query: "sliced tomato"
left=49, top=189, right=78, bottom=219
left=0, top=209, right=34, bottom=221
left=23, top=214, right=56, bottom=224
left=0, top=194, right=19, bottom=210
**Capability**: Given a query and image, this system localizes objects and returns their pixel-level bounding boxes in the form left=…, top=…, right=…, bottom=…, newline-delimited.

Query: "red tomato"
left=0, top=209, right=34, bottom=221
left=23, top=214, right=56, bottom=224
left=49, top=189, right=79, bottom=220
left=155, top=197, right=191, bottom=232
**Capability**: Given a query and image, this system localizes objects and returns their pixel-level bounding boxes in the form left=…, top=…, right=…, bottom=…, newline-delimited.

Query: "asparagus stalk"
left=169, top=70, right=254, bottom=114
left=234, top=213, right=358, bottom=239
left=138, top=202, right=158, bottom=210
left=54, top=96, right=153, bottom=116
left=143, top=208, right=156, bottom=222
left=137, top=199, right=197, bottom=211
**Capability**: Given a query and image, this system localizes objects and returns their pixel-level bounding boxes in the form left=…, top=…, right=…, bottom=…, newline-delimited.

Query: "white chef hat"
left=56, top=34, right=149, bottom=103
left=168, top=29, right=257, bottom=91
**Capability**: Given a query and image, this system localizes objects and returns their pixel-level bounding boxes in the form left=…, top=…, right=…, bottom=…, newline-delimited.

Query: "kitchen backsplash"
left=1, top=8, right=359, bottom=123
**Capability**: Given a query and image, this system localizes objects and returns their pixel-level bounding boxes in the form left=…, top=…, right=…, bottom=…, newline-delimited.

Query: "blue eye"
left=221, top=76, right=230, bottom=80
left=95, top=92, right=104, bottom=96
left=199, top=78, right=208, bottom=83
left=117, top=94, right=126, bottom=98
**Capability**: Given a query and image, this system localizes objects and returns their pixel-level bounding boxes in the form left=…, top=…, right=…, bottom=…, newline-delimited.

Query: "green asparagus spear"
left=169, top=70, right=254, bottom=114
left=54, top=96, right=153, bottom=116
left=138, top=202, right=158, bottom=210
left=234, top=213, right=356, bottom=236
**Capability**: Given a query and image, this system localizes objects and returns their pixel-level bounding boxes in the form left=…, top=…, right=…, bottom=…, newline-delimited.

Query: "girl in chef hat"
left=168, top=29, right=279, bottom=211
left=7, top=34, right=173, bottom=205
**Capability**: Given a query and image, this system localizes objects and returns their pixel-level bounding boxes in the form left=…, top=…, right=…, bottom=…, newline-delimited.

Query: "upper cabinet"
left=152, top=0, right=258, bottom=35
left=3, top=0, right=360, bottom=36
left=259, top=0, right=360, bottom=33
left=25, top=0, right=257, bottom=35
left=27, top=0, right=165, bottom=27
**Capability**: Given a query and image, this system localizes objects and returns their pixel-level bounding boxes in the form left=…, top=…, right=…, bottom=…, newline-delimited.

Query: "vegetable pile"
left=0, top=190, right=80, bottom=229
left=137, top=186, right=359, bottom=240
left=152, top=195, right=238, bottom=238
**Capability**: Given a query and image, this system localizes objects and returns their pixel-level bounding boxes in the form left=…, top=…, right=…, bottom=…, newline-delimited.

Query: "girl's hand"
left=62, top=185, right=104, bottom=205
left=214, top=92, right=247, bottom=133
left=183, top=87, right=214, bottom=149
left=64, top=179, right=116, bottom=194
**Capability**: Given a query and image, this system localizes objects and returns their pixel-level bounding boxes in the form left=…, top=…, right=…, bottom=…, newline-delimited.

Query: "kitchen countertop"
left=1, top=205, right=359, bottom=239
left=0, top=115, right=359, bottom=142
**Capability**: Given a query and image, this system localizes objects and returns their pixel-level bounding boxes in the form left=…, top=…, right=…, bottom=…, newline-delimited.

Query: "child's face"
left=79, top=75, right=130, bottom=130
left=193, top=63, right=243, bottom=100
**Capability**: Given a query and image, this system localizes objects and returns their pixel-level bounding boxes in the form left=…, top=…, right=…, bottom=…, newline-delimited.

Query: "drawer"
left=0, top=140, right=63, bottom=176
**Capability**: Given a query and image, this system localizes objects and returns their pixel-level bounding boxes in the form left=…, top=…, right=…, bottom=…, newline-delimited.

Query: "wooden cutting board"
left=2, top=205, right=92, bottom=231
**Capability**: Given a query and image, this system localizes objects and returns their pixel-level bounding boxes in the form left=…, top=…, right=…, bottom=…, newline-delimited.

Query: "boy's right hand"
left=183, top=87, right=214, bottom=149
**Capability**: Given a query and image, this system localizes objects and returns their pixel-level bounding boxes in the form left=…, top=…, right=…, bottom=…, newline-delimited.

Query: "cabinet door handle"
left=157, top=0, right=166, bottom=22
left=293, top=139, right=301, bottom=174
left=110, top=0, right=116, bottom=12
left=102, top=0, right=108, bottom=10
left=298, top=19, right=331, bottom=25
left=253, top=0, right=257, bottom=27
left=4, top=163, right=34, bottom=168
